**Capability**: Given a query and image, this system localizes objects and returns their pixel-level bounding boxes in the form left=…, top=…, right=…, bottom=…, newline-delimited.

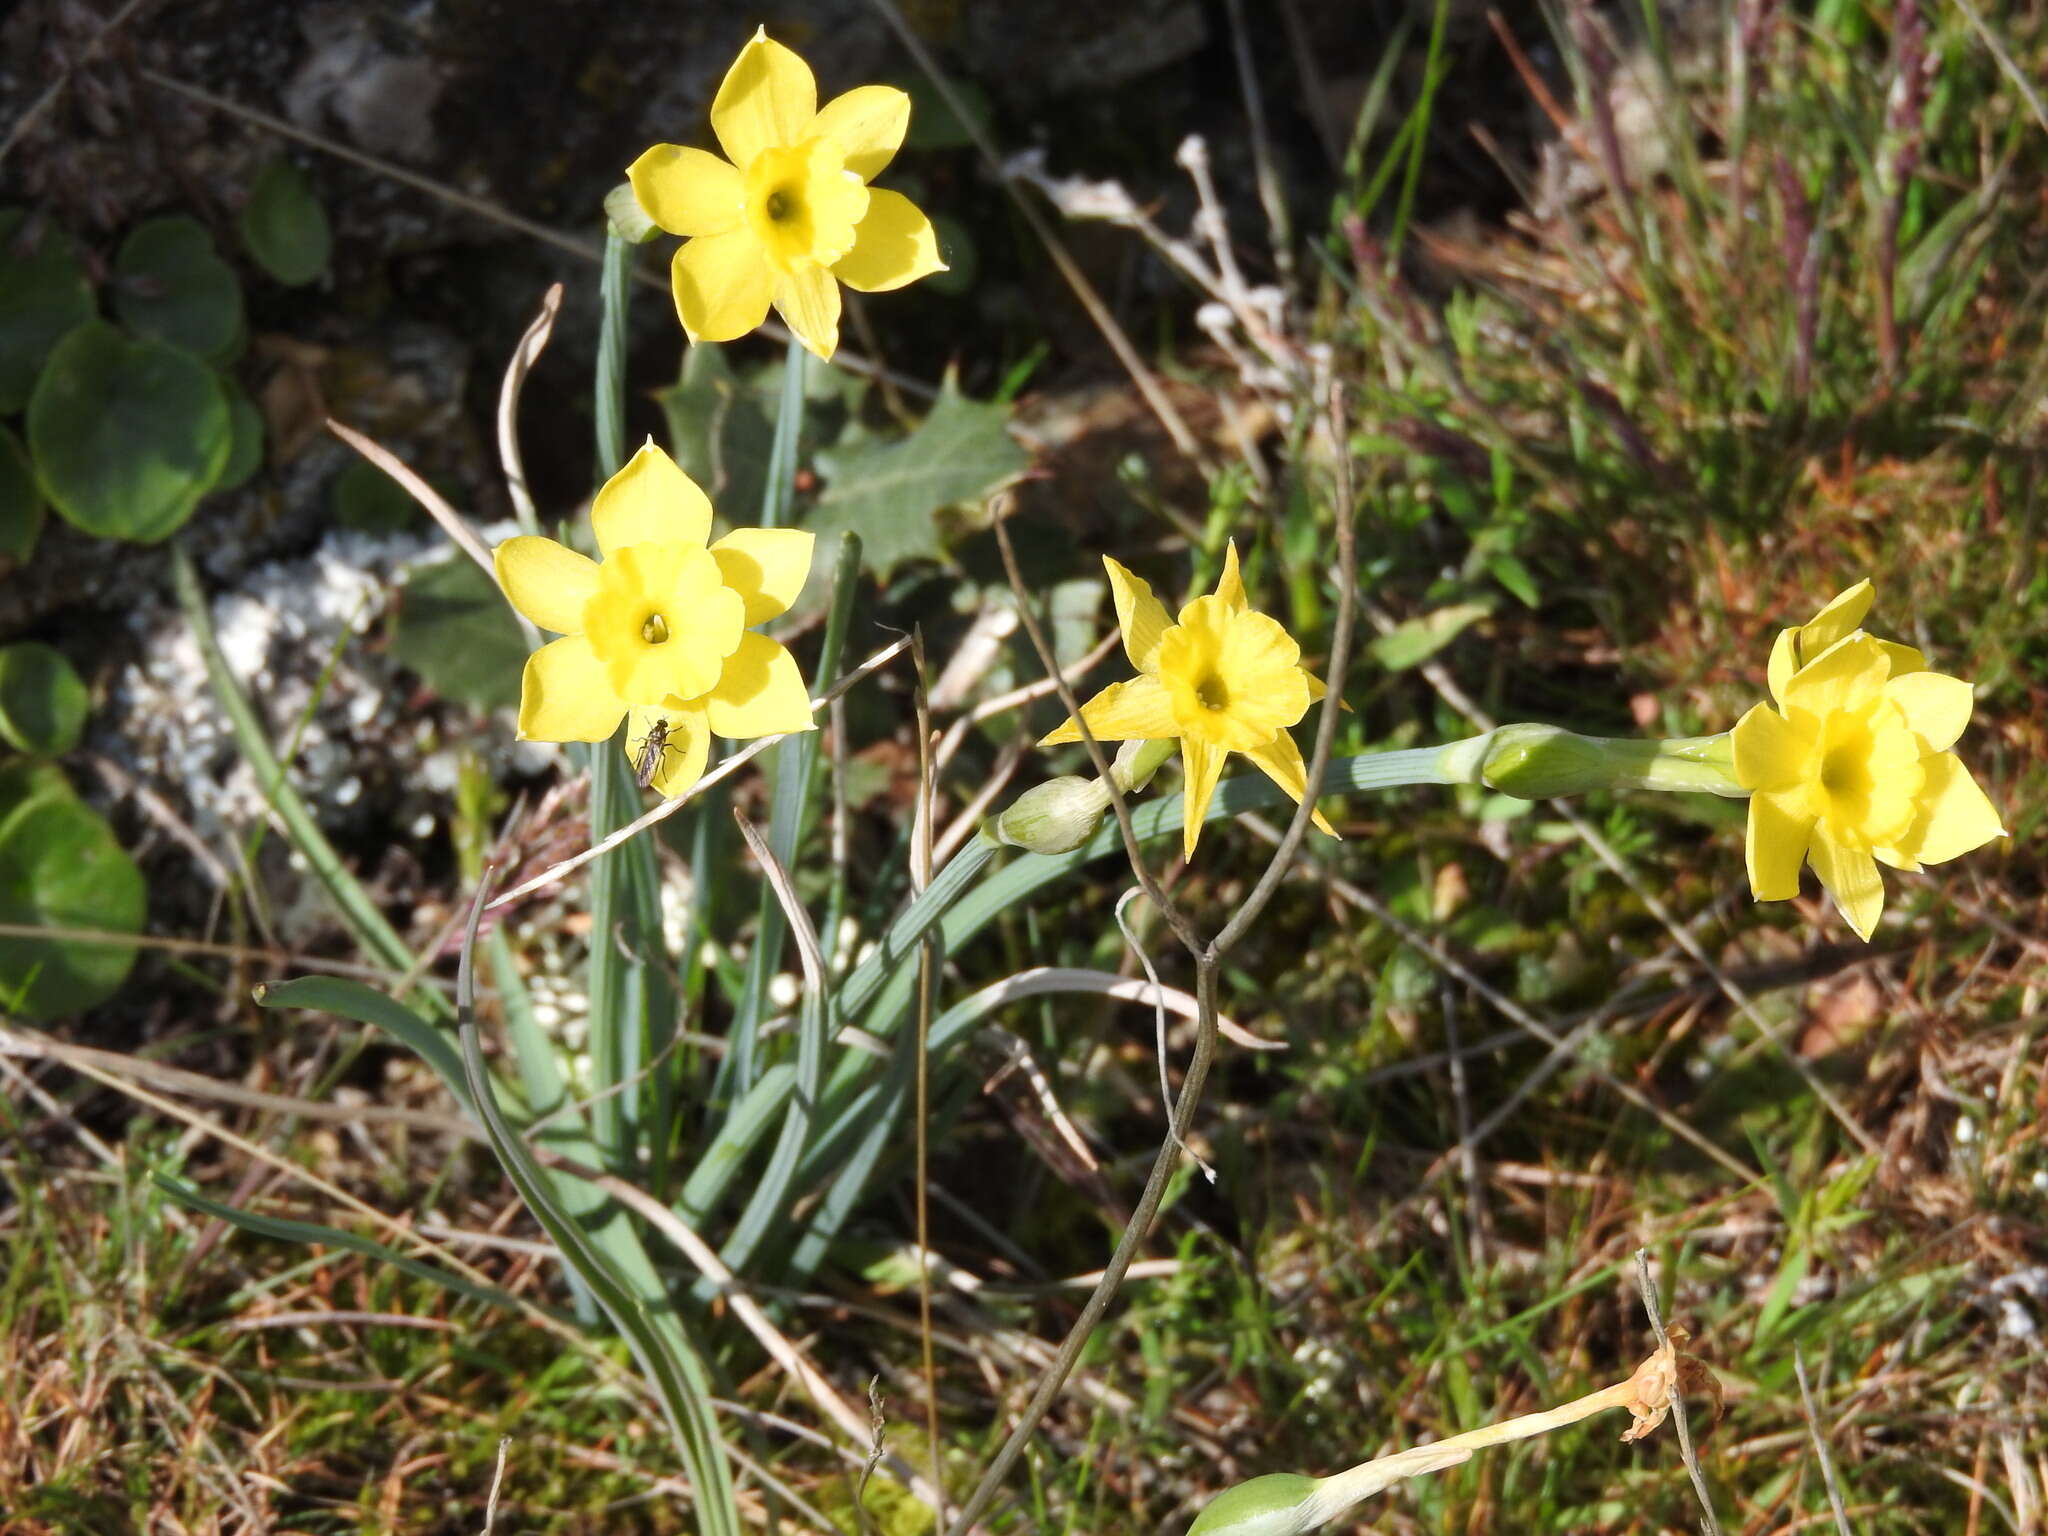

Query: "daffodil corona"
left=493, top=441, right=815, bottom=797
left=1043, top=546, right=1335, bottom=857
left=627, top=28, right=946, bottom=361
left=1733, top=581, right=2003, bottom=940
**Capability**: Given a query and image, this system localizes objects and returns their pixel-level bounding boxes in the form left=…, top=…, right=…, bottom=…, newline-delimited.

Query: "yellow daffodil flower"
left=493, top=441, right=814, bottom=796
left=1042, top=544, right=1336, bottom=858
left=626, top=27, right=946, bottom=362
left=1733, top=580, right=2004, bottom=940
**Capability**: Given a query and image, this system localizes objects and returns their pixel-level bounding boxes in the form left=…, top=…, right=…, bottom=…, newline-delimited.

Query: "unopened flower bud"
left=995, top=775, right=1113, bottom=855
left=603, top=182, right=661, bottom=244
left=1481, top=724, right=1612, bottom=799
left=1479, top=724, right=1743, bottom=801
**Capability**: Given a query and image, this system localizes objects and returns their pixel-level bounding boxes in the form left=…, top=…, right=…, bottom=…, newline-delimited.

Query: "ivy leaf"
left=809, top=374, right=1027, bottom=579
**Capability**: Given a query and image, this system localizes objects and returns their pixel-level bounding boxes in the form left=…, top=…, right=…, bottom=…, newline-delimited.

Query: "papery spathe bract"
left=627, top=28, right=946, bottom=361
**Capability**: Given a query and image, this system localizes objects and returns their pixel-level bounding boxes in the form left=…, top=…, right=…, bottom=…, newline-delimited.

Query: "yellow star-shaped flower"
left=493, top=441, right=814, bottom=796
left=1042, top=545, right=1336, bottom=858
left=1733, top=580, right=2004, bottom=940
left=626, top=28, right=946, bottom=361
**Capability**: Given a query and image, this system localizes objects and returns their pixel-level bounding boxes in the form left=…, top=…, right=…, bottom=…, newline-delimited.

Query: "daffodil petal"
left=1179, top=738, right=1226, bottom=859
left=1877, top=640, right=1925, bottom=677
left=1039, top=676, right=1175, bottom=745
left=705, top=632, right=814, bottom=739
left=809, top=85, right=910, bottom=181
left=773, top=264, right=842, bottom=360
left=1799, top=580, right=1873, bottom=655
left=627, top=145, right=744, bottom=237
left=519, top=636, right=626, bottom=743
left=1884, top=670, right=1974, bottom=752
left=1241, top=730, right=1337, bottom=838
left=1731, top=701, right=1811, bottom=792
left=1103, top=557, right=1172, bottom=674
left=626, top=702, right=711, bottom=798
left=832, top=188, right=944, bottom=294
left=1807, top=827, right=1884, bottom=941
left=494, top=536, right=598, bottom=633
left=1779, top=632, right=1887, bottom=719
left=711, top=527, right=814, bottom=625
left=1767, top=626, right=1798, bottom=705
left=1903, top=752, right=2005, bottom=864
left=711, top=27, right=816, bottom=168
left=1745, top=787, right=1812, bottom=901
left=672, top=228, right=776, bottom=344
left=1213, top=541, right=1245, bottom=613
left=593, top=440, right=713, bottom=556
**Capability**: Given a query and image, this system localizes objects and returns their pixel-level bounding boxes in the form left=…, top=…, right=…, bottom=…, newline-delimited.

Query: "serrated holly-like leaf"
left=810, top=375, right=1027, bottom=578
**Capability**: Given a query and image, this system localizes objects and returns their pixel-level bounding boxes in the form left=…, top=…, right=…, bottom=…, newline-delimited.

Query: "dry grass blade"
left=498, top=284, right=563, bottom=534
left=732, top=813, right=827, bottom=995
left=0, top=1022, right=475, bottom=1138
left=479, top=1435, right=512, bottom=1535
left=327, top=417, right=495, bottom=578
left=1794, top=1346, right=1856, bottom=1536
left=962, top=965, right=1277, bottom=1052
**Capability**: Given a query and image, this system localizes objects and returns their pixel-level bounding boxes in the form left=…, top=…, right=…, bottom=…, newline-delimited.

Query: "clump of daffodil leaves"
left=1041, top=544, right=1335, bottom=858
left=493, top=440, right=814, bottom=796
left=627, top=27, right=946, bottom=361
left=1734, top=579, right=2004, bottom=941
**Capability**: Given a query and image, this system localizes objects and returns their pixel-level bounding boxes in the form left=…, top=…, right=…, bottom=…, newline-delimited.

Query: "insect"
left=633, top=717, right=686, bottom=789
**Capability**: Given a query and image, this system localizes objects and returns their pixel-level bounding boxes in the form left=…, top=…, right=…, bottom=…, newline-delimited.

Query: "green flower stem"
left=585, top=229, right=675, bottom=1174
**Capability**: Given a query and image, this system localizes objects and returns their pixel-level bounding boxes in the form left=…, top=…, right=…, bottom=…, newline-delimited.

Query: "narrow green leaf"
left=154, top=1173, right=531, bottom=1314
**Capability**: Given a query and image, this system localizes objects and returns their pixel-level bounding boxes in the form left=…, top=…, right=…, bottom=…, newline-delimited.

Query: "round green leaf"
left=0, top=424, right=43, bottom=563
left=0, top=642, right=88, bottom=756
left=113, top=216, right=243, bottom=359
left=214, top=382, right=265, bottom=494
left=0, top=788, right=146, bottom=1020
left=0, top=208, right=96, bottom=414
left=241, top=158, right=332, bottom=286
left=28, top=321, right=230, bottom=542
